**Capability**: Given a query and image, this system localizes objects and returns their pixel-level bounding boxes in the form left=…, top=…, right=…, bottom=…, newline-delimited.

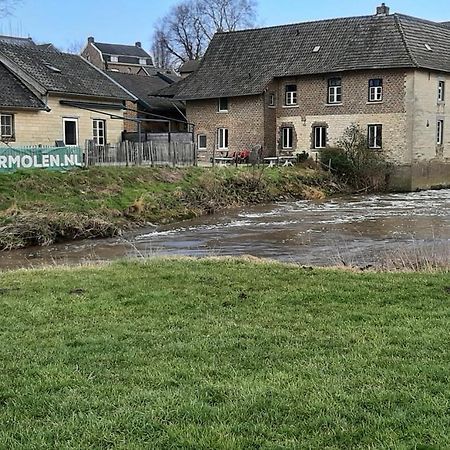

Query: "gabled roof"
left=179, top=59, right=200, bottom=74
left=0, top=35, right=35, bottom=46
left=94, top=42, right=151, bottom=59
left=0, top=42, right=133, bottom=101
left=107, top=71, right=184, bottom=113
left=174, top=12, right=450, bottom=100
left=0, top=63, right=47, bottom=109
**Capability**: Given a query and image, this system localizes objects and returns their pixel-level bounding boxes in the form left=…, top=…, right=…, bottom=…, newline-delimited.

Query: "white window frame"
left=218, top=97, right=228, bottom=112
left=197, top=134, right=207, bottom=150
left=313, top=126, right=327, bottom=149
left=110, top=56, right=119, bottom=63
left=63, top=118, right=79, bottom=146
left=437, top=119, right=444, bottom=145
left=139, top=58, right=147, bottom=65
left=281, top=127, right=293, bottom=149
left=368, top=124, right=382, bottom=149
left=438, top=81, right=445, bottom=102
left=285, top=85, right=297, bottom=106
left=0, top=113, right=14, bottom=139
left=328, top=78, right=342, bottom=104
left=369, top=79, right=383, bottom=102
left=269, top=92, right=276, bottom=107
left=93, top=119, right=106, bottom=146
left=217, top=128, right=228, bottom=150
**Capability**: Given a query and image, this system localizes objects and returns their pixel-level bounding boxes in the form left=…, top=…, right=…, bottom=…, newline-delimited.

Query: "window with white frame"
left=110, top=56, right=119, bottom=63
left=217, top=128, right=228, bottom=149
left=313, top=126, right=327, bottom=149
left=437, top=119, right=444, bottom=145
left=139, top=58, right=147, bottom=65
left=368, top=124, right=382, bottom=149
left=197, top=134, right=207, bottom=150
left=438, top=81, right=445, bottom=102
left=218, top=97, right=228, bottom=112
left=0, top=113, right=14, bottom=140
left=328, top=78, right=342, bottom=104
left=269, top=92, right=276, bottom=107
left=369, top=79, right=383, bottom=102
left=63, top=118, right=78, bottom=146
left=281, top=127, right=293, bottom=149
left=284, top=84, right=297, bottom=106
left=93, top=119, right=106, bottom=146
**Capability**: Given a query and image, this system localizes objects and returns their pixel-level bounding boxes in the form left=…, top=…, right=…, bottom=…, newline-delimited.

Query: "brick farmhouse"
left=170, top=4, right=450, bottom=190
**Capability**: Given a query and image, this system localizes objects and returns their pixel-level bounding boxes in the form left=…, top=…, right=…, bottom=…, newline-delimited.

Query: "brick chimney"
left=135, top=41, right=142, bottom=48
left=88, top=36, right=95, bottom=44
left=376, top=3, right=390, bottom=16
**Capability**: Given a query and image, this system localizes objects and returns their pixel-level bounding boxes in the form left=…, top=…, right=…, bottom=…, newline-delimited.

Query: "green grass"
left=0, top=258, right=449, bottom=449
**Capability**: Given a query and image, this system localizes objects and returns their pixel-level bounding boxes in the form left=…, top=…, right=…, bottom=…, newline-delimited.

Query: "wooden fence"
left=85, top=141, right=196, bottom=167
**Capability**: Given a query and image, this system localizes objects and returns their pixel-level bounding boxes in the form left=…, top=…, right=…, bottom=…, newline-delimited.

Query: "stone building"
left=170, top=4, right=450, bottom=190
left=81, top=37, right=153, bottom=74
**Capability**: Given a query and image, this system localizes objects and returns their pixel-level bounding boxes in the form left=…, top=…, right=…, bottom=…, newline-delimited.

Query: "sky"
left=1, top=0, right=450, bottom=52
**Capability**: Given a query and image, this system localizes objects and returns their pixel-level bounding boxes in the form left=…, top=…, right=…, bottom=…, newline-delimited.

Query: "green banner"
left=0, top=146, right=83, bottom=172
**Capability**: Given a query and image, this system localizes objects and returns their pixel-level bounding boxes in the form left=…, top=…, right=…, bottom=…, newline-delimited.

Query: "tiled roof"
left=0, top=42, right=133, bottom=100
left=174, top=13, right=450, bottom=100
left=0, top=63, right=46, bottom=109
left=107, top=71, right=184, bottom=113
left=179, top=59, right=200, bottom=73
left=0, top=35, right=35, bottom=46
left=94, top=42, right=152, bottom=59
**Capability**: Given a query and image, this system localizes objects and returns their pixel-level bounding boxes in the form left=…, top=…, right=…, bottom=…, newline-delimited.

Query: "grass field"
left=1, top=258, right=449, bottom=449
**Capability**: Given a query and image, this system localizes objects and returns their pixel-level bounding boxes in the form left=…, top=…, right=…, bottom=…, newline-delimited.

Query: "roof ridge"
left=393, top=14, right=419, bottom=68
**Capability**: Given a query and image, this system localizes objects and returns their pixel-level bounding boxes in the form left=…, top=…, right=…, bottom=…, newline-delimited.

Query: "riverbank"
left=0, top=165, right=345, bottom=250
left=0, top=258, right=448, bottom=448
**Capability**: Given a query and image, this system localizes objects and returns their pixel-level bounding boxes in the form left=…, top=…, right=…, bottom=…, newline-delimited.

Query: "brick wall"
left=81, top=44, right=105, bottom=70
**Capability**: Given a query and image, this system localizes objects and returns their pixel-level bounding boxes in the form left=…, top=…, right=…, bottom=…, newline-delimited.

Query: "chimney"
left=88, top=36, right=95, bottom=44
left=376, top=3, right=390, bottom=16
left=135, top=41, right=142, bottom=48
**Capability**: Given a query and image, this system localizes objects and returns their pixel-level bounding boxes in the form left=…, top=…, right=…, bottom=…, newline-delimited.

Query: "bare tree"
left=65, top=40, right=84, bottom=55
left=0, top=0, right=21, bottom=18
left=152, top=0, right=257, bottom=68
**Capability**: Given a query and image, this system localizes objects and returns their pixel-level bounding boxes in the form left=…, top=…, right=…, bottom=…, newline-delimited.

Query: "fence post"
left=125, top=141, right=129, bottom=167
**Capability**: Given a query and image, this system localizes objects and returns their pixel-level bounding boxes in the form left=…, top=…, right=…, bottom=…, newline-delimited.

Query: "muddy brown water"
left=1, top=189, right=449, bottom=270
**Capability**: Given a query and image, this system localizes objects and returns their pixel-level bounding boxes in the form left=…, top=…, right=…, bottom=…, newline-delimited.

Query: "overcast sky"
left=1, top=0, right=449, bottom=52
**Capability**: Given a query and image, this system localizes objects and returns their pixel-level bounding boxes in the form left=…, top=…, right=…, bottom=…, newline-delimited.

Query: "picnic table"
left=263, top=156, right=297, bottom=167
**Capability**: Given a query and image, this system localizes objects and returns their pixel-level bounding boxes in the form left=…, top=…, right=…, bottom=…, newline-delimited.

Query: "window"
left=63, top=118, right=78, bottom=146
left=437, top=120, right=444, bottom=145
left=285, top=84, right=297, bottom=106
left=438, top=81, right=445, bottom=102
left=281, top=127, right=293, bottom=149
left=110, top=56, right=119, bottom=63
left=0, top=114, right=14, bottom=140
left=197, top=134, right=207, bottom=150
left=217, top=128, right=228, bottom=149
left=218, top=97, right=228, bottom=112
left=93, top=119, right=106, bottom=146
left=139, top=58, right=147, bottom=65
left=328, top=78, right=342, bottom=104
left=313, top=126, right=327, bottom=149
left=369, top=79, right=383, bottom=102
left=269, top=92, right=276, bottom=107
left=368, top=124, right=382, bottom=149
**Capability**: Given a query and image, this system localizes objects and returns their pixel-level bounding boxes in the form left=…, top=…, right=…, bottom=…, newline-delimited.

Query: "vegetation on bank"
left=0, top=258, right=449, bottom=448
left=0, top=164, right=345, bottom=250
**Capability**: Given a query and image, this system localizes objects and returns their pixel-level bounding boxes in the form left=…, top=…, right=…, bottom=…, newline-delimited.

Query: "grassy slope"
left=0, top=166, right=341, bottom=249
left=0, top=259, right=449, bottom=449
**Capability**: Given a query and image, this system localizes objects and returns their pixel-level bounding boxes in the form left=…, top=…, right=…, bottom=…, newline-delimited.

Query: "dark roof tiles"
left=94, top=42, right=151, bottom=59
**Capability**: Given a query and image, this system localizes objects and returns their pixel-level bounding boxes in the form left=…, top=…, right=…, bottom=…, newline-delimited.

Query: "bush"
left=319, top=124, right=392, bottom=191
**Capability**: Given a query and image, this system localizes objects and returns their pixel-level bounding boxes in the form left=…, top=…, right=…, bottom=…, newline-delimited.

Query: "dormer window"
left=218, top=97, right=228, bottom=112
left=110, top=56, right=119, bottom=63
left=139, top=58, right=147, bottom=65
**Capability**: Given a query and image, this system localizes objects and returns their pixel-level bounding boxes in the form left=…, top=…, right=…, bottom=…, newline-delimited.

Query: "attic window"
left=44, top=63, right=61, bottom=73
left=313, top=46, right=321, bottom=53
left=424, top=44, right=433, bottom=51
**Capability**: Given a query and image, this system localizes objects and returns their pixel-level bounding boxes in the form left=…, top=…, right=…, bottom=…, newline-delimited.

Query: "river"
left=1, top=189, right=449, bottom=270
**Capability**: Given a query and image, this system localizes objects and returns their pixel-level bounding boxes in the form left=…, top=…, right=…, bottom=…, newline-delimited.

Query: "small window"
left=285, top=84, right=297, bottom=106
left=313, top=126, right=327, bottom=149
left=44, top=63, right=61, bottom=73
left=438, top=81, right=445, bottom=102
left=0, top=113, right=14, bottom=140
left=425, top=44, right=432, bottom=52
left=328, top=78, right=342, bottom=104
left=197, top=134, right=207, bottom=150
left=110, top=56, right=119, bottom=63
left=63, top=118, right=78, bottom=146
left=313, top=46, right=321, bottom=53
left=369, top=79, right=383, bottom=102
left=93, top=119, right=106, bottom=146
left=437, top=120, right=444, bottom=145
left=218, top=97, right=228, bottom=112
left=281, top=127, right=293, bottom=149
left=139, top=58, right=147, bottom=65
left=368, top=124, right=382, bottom=149
left=269, top=92, right=276, bottom=107
left=217, top=128, right=228, bottom=149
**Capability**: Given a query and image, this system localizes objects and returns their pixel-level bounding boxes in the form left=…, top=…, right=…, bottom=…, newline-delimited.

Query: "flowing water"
left=1, top=189, right=450, bottom=270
